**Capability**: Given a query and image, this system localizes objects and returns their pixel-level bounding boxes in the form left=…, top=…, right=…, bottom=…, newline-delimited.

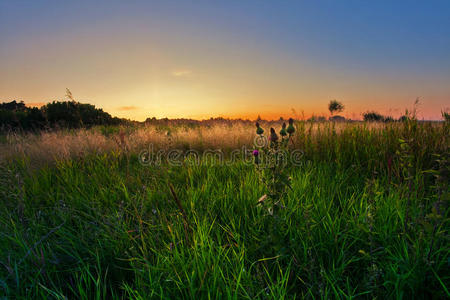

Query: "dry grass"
left=0, top=122, right=255, bottom=164
left=0, top=120, right=443, bottom=166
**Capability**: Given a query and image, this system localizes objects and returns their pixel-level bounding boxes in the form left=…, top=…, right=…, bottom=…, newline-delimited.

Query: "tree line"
left=0, top=100, right=124, bottom=132
left=1, top=96, right=439, bottom=132
left=327, top=99, right=417, bottom=122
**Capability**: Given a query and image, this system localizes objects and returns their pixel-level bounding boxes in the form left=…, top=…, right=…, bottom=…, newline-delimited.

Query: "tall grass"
left=0, top=120, right=448, bottom=298
left=1, top=121, right=446, bottom=167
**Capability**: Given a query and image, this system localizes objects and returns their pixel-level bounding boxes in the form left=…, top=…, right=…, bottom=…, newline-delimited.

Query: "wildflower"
left=280, top=122, right=287, bottom=137
left=256, top=122, right=264, bottom=135
left=286, top=118, right=295, bottom=136
left=253, top=149, right=260, bottom=164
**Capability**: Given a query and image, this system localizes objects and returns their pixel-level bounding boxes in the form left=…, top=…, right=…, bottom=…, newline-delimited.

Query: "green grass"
left=0, top=121, right=448, bottom=299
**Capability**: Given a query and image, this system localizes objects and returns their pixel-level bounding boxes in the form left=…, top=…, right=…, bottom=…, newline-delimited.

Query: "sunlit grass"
left=0, top=119, right=448, bottom=298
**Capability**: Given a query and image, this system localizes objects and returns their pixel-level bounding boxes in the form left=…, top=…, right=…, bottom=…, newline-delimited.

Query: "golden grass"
left=0, top=121, right=438, bottom=166
left=0, top=123, right=254, bottom=164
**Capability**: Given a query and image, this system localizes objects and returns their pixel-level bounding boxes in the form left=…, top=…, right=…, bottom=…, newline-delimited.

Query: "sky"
left=1, top=0, right=449, bottom=121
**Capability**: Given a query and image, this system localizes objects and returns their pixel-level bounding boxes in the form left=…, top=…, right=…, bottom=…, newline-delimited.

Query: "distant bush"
left=363, top=111, right=385, bottom=122
left=329, top=115, right=346, bottom=122
left=398, top=115, right=409, bottom=122
left=383, top=116, right=395, bottom=122
left=307, top=115, right=326, bottom=122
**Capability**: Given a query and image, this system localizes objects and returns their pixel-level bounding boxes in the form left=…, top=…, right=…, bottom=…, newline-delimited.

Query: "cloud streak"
left=117, top=106, right=139, bottom=111
left=171, top=70, right=192, bottom=77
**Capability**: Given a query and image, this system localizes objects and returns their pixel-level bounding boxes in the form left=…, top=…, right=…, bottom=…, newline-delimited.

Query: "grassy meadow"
left=0, top=119, right=448, bottom=299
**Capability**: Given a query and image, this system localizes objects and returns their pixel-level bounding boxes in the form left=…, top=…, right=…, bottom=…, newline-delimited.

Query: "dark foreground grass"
left=0, top=122, right=449, bottom=299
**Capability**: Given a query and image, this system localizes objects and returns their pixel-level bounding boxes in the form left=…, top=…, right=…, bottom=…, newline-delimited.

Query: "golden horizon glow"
left=21, top=97, right=445, bottom=122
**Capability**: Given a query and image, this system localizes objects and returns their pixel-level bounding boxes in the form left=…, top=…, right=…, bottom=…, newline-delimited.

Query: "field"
left=0, top=119, right=448, bottom=299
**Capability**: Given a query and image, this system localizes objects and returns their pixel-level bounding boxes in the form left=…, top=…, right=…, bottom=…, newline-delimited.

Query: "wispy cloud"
left=117, top=106, right=139, bottom=111
left=26, top=102, right=46, bottom=108
left=171, top=70, right=192, bottom=77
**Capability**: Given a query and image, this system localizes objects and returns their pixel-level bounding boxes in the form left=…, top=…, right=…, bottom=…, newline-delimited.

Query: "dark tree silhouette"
left=0, top=98, right=123, bottom=132
left=328, top=100, right=344, bottom=116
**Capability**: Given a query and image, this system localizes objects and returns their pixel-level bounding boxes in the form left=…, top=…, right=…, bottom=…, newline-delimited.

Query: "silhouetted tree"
left=328, top=100, right=344, bottom=116
left=0, top=108, right=17, bottom=128
left=0, top=100, right=27, bottom=112
left=0, top=97, right=121, bottom=132
left=42, top=101, right=115, bottom=128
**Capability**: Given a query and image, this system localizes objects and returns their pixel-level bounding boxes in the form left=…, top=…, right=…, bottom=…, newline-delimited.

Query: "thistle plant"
left=253, top=119, right=296, bottom=214
left=256, top=122, right=264, bottom=135
left=286, top=118, right=295, bottom=137
left=279, top=122, right=287, bottom=138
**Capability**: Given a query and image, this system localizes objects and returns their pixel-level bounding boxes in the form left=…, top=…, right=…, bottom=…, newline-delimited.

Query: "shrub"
left=329, top=115, right=346, bottom=122
left=363, top=111, right=385, bottom=122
